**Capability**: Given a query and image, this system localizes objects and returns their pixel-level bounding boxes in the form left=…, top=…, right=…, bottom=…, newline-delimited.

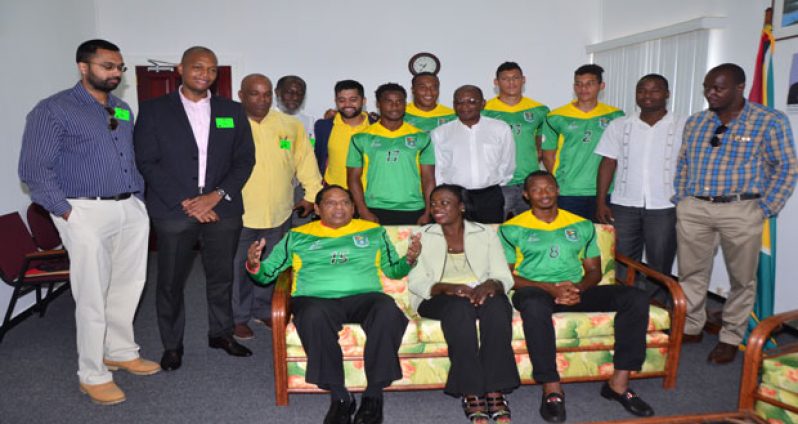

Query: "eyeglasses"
left=87, top=62, right=127, bottom=73
left=710, top=124, right=728, bottom=147
left=104, top=107, right=119, bottom=131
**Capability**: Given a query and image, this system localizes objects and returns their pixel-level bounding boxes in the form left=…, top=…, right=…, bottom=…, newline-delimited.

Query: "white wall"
left=0, top=0, right=97, bottom=320
left=602, top=0, right=798, bottom=314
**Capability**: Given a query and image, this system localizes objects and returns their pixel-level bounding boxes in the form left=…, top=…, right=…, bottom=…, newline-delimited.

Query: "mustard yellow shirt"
left=324, top=112, right=370, bottom=188
left=242, top=109, right=323, bottom=228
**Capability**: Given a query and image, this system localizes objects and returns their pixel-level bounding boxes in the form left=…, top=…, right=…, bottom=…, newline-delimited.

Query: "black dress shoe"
left=600, top=382, right=654, bottom=417
left=354, top=396, right=383, bottom=424
left=539, top=392, right=566, bottom=423
left=324, top=395, right=356, bottom=424
left=707, top=342, right=738, bottom=364
left=208, top=336, right=253, bottom=357
left=160, top=349, right=183, bottom=371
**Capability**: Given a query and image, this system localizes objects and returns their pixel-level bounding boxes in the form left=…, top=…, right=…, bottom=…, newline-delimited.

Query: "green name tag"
left=279, top=139, right=291, bottom=149
left=309, top=137, right=316, bottom=147
left=114, top=107, right=130, bottom=121
left=215, top=117, right=235, bottom=128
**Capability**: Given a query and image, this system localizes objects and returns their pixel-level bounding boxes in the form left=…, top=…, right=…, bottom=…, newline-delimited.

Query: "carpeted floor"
left=0, top=255, right=792, bottom=423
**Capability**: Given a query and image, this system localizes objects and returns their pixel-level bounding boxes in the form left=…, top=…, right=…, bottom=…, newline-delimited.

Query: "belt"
left=67, top=192, right=133, bottom=201
left=693, top=193, right=760, bottom=203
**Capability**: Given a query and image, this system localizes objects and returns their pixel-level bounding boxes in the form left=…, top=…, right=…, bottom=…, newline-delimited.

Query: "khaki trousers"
left=52, top=197, right=150, bottom=385
left=676, top=197, right=763, bottom=345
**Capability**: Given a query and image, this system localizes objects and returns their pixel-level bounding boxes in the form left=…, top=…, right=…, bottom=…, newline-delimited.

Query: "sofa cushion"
left=762, top=351, right=798, bottom=395
left=756, top=382, right=798, bottom=423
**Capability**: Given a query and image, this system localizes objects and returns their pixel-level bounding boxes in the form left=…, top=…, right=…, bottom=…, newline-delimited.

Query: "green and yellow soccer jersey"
left=541, top=102, right=624, bottom=196
left=483, top=97, right=550, bottom=186
left=346, top=122, right=435, bottom=211
left=248, top=219, right=411, bottom=299
left=499, top=209, right=599, bottom=283
left=405, top=103, right=456, bottom=132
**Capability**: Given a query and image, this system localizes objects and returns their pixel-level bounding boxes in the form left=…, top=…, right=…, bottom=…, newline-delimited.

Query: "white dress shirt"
left=431, top=116, right=515, bottom=190
left=594, top=112, right=685, bottom=209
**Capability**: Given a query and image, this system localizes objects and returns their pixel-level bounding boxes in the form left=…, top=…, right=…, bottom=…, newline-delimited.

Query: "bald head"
left=238, top=73, right=273, bottom=122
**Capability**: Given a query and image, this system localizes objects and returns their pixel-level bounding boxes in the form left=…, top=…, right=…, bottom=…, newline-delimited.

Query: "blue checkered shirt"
left=674, top=101, right=798, bottom=216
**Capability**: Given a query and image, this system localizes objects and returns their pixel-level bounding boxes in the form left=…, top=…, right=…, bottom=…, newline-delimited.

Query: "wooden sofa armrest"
left=615, top=253, right=686, bottom=321
left=739, top=309, right=798, bottom=411
left=271, top=269, right=293, bottom=406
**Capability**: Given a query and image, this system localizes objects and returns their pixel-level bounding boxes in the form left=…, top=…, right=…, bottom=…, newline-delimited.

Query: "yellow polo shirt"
left=242, top=109, right=323, bottom=229
left=324, top=112, right=370, bottom=188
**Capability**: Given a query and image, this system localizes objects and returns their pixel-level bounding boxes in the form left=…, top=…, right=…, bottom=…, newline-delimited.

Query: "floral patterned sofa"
left=270, top=224, right=687, bottom=405
left=739, top=309, right=798, bottom=423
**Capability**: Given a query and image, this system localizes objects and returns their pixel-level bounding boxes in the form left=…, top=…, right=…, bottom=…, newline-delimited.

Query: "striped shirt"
left=674, top=101, right=798, bottom=216
left=18, top=82, right=144, bottom=216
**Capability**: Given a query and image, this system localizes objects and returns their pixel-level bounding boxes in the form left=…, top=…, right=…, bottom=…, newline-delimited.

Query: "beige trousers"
left=52, top=197, right=150, bottom=385
left=676, top=197, right=764, bottom=345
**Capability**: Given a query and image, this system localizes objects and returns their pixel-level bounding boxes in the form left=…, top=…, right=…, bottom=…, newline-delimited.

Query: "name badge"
left=279, top=139, right=291, bottom=149
left=215, top=117, right=235, bottom=128
left=114, top=107, right=130, bottom=121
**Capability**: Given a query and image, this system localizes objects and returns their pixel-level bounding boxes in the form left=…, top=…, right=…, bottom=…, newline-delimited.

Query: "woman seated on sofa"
left=408, top=184, right=519, bottom=424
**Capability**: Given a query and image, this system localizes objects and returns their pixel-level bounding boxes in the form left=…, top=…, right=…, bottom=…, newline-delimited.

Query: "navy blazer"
left=134, top=92, right=255, bottom=220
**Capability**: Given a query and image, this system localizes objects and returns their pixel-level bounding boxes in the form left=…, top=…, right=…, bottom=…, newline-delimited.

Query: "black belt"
left=694, top=193, right=760, bottom=203
left=467, top=184, right=501, bottom=194
left=68, top=192, right=133, bottom=201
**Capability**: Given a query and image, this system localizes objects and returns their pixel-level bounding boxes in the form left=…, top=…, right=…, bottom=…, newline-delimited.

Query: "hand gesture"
left=182, top=193, right=222, bottom=219
left=406, top=233, right=422, bottom=265
left=247, top=238, right=266, bottom=270
left=359, top=209, right=379, bottom=223
left=553, top=281, right=580, bottom=306
left=193, top=209, right=220, bottom=223
left=416, top=213, right=431, bottom=225
left=447, top=285, right=473, bottom=299
left=595, top=202, right=614, bottom=224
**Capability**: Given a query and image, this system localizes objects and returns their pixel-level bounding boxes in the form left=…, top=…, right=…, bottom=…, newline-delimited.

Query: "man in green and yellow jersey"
left=347, top=83, right=436, bottom=225
left=232, top=74, right=323, bottom=340
left=483, top=62, right=551, bottom=218
left=246, top=185, right=421, bottom=424
left=314, top=80, right=374, bottom=188
left=541, top=64, right=624, bottom=221
left=499, top=171, right=653, bottom=422
left=404, top=72, right=456, bottom=132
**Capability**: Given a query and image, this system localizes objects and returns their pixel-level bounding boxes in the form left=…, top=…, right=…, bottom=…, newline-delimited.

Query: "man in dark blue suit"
left=134, top=46, right=255, bottom=371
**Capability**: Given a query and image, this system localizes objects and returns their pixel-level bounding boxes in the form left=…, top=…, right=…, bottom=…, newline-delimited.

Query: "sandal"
left=461, top=395, right=490, bottom=424
left=485, top=393, right=511, bottom=423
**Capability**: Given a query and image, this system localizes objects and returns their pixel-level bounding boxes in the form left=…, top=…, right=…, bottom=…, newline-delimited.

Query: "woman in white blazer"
left=408, top=184, right=519, bottom=424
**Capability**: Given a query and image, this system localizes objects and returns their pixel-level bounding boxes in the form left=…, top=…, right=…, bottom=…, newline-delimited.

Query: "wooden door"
left=135, top=66, right=232, bottom=102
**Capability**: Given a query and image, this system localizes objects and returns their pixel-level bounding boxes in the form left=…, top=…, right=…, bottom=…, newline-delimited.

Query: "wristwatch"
left=215, top=187, right=232, bottom=202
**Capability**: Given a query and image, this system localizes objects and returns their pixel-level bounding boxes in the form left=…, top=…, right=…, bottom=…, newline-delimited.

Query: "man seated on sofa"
left=499, top=170, right=653, bottom=423
left=246, top=184, right=421, bottom=424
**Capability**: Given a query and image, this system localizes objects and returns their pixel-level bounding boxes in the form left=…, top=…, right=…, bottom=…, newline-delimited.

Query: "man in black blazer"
left=134, top=46, right=255, bottom=371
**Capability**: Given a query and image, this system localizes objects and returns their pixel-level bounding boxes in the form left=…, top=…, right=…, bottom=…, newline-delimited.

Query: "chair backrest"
left=0, top=212, right=39, bottom=283
left=26, top=203, right=61, bottom=250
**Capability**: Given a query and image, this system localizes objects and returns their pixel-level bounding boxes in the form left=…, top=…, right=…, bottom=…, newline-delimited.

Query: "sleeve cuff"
left=50, top=200, right=72, bottom=217
left=246, top=261, right=261, bottom=274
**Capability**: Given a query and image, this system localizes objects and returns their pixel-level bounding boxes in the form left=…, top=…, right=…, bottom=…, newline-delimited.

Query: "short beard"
left=87, top=73, right=120, bottom=93
left=339, top=107, right=363, bottom=119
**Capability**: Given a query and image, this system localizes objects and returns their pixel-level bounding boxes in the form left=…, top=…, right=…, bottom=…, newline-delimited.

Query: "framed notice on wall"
left=775, top=0, right=798, bottom=39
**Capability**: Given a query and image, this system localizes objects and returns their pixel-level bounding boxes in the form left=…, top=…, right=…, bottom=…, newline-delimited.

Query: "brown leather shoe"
left=707, top=342, right=738, bottom=364
left=79, top=381, right=126, bottom=405
left=682, top=333, right=704, bottom=344
left=252, top=317, right=272, bottom=328
left=233, top=323, right=255, bottom=340
left=104, top=357, right=161, bottom=375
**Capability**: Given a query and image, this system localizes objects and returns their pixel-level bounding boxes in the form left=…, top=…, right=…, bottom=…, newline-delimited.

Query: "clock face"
left=409, top=53, right=440, bottom=75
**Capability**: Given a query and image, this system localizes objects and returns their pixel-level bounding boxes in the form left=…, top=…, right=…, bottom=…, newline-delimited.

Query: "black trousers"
left=418, top=294, right=520, bottom=396
left=292, top=292, right=408, bottom=390
left=152, top=216, right=242, bottom=350
left=512, top=285, right=649, bottom=383
left=369, top=208, right=425, bottom=225
left=466, top=185, right=505, bottom=224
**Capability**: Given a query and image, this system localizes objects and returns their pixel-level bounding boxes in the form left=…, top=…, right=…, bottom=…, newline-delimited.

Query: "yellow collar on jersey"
left=363, top=121, right=423, bottom=138
left=504, top=208, right=588, bottom=230
left=292, top=219, right=380, bottom=238
left=406, top=102, right=454, bottom=117
left=485, top=96, right=545, bottom=112
left=549, top=102, right=620, bottom=119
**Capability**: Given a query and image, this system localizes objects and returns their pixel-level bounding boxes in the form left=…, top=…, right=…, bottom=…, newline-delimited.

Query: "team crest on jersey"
left=564, top=229, right=579, bottom=242
left=308, top=240, right=323, bottom=251
left=404, top=137, right=417, bottom=148
left=599, top=118, right=610, bottom=129
left=353, top=235, right=370, bottom=248
left=523, top=111, right=535, bottom=122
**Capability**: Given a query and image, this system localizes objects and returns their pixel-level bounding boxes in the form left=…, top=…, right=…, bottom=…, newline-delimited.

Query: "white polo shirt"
left=594, top=112, right=685, bottom=209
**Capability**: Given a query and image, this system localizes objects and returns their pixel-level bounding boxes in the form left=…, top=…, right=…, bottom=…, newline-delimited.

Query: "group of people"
left=16, top=37, right=798, bottom=424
